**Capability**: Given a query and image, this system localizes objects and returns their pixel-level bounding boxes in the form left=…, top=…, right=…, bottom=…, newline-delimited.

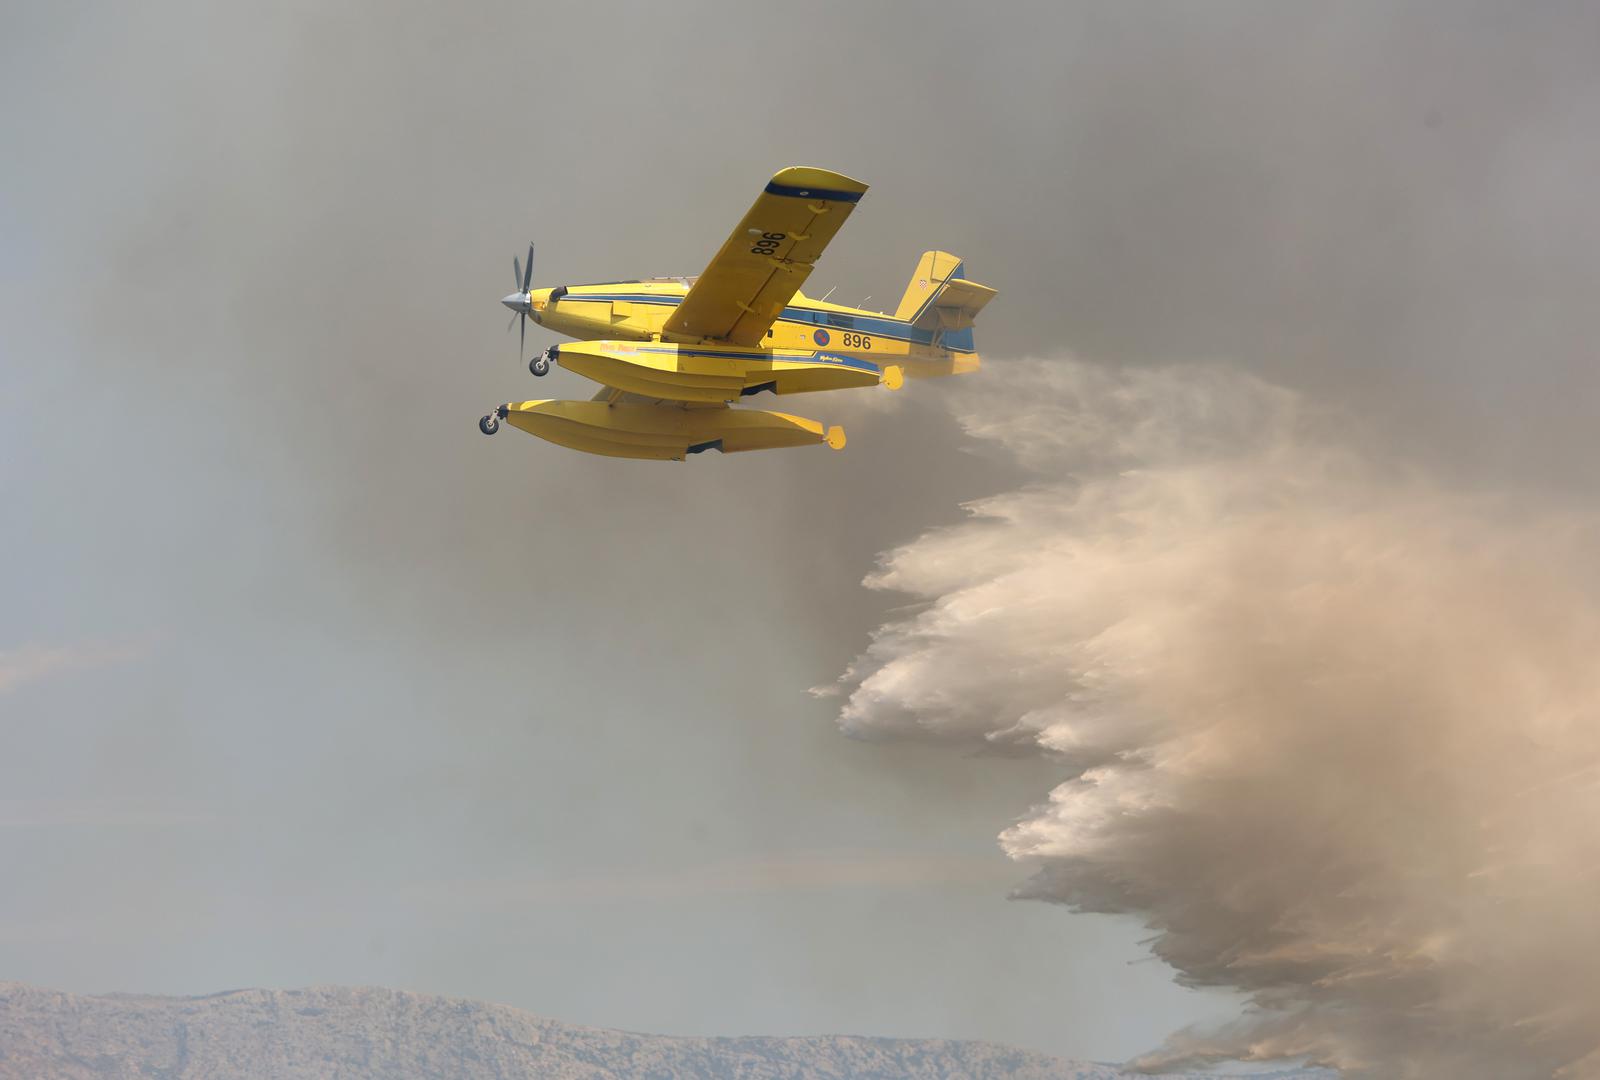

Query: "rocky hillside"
left=0, top=983, right=1315, bottom=1080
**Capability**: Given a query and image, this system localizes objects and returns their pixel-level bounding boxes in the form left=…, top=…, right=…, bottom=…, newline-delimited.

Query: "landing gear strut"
left=530, top=347, right=554, bottom=377
left=479, top=404, right=509, bottom=436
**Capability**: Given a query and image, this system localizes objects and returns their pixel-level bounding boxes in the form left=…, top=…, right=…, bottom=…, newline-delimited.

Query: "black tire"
left=530, top=354, right=551, bottom=377
left=479, top=414, right=499, bottom=435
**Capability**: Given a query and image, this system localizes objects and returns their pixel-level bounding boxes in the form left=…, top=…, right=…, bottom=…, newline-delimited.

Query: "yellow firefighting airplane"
left=480, top=166, right=995, bottom=460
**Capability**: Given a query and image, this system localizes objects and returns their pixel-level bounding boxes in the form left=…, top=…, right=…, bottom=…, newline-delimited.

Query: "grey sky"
left=4, top=0, right=1598, bottom=1066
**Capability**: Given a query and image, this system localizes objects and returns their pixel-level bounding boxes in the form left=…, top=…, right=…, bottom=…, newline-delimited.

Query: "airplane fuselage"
left=523, top=280, right=977, bottom=380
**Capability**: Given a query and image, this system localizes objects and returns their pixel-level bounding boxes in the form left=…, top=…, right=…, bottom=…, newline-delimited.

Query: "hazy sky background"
left=4, top=0, right=1598, bottom=1066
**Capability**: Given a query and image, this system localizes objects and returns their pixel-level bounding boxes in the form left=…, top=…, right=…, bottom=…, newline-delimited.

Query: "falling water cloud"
left=834, top=358, right=1600, bottom=1078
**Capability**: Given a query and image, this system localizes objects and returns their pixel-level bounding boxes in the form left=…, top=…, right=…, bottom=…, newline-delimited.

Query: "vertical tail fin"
left=895, top=251, right=969, bottom=323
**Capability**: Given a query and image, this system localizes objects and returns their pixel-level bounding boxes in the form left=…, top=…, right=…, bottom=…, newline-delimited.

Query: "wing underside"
left=589, top=386, right=726, bottom=409
left=661, top=167, right=869, bottom=347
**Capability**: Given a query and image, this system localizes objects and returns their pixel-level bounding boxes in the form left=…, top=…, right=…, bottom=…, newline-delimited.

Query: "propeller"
left=504, top=242, right=535, bottom=363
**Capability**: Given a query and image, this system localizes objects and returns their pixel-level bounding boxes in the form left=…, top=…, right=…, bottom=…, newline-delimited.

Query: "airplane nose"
left=501, top=292, right=531, bottom=314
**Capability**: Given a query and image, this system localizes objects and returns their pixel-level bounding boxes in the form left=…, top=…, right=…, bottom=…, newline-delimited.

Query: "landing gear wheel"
left=479, top=414, right=500, bottom=435
left=529, top=352, right=551, bottom=377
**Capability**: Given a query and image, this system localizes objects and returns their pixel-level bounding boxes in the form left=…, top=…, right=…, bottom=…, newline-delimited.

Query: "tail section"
left=894, top=251, right=997, bottom=377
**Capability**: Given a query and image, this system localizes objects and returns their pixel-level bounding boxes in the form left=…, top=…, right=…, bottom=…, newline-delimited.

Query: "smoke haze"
left=7, top=1, right=1600, bottom=1071
left=836, top=360, right=1600, bottom=1077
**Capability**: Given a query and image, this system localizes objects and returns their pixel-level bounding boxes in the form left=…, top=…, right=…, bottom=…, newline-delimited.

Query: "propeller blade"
left=507, top=312, right=519, bottom=334
left=519, top=311, right=527, bottom=357
left=513, top=255, right=523, bottom=291
left=522, top=242, right=535, bottom=292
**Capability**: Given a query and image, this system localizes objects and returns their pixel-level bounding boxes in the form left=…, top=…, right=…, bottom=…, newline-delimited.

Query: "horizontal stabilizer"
left=919, top=278, right=997, bottom=331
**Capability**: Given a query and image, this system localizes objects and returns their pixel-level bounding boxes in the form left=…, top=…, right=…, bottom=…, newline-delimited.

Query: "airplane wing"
left=661, top=167, right=869, bottom=347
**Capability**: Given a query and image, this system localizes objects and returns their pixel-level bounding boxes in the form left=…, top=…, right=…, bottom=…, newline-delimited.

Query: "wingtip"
left=769, top=166, right=869, bottom=196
